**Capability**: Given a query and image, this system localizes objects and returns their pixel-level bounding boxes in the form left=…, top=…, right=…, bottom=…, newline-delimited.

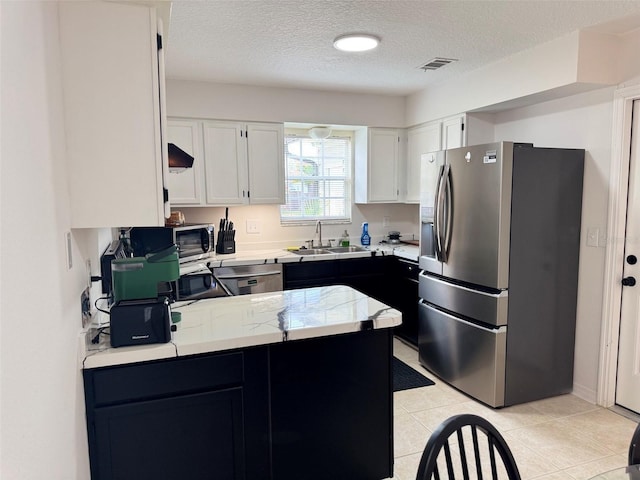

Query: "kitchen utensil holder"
left=216, top=230, right=236, bottom=254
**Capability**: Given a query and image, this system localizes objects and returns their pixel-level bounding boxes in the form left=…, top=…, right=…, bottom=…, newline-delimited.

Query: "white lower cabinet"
left=167, top=119, right=204, bottom=205
left=167, top=119, right=284, bottom=207
left=355, top=128, right=401, bottom=203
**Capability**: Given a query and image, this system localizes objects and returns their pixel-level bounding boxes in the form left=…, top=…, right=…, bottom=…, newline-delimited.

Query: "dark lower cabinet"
left=391, top=258, right=420, bottom=347
left=283, top=255, right=393, bottom=303
left=284, top=255, right=420, bottom=347
left=93, top=389, right=244, bottom=480
left=270, top=329, right=393, bottom=480
left=83, top=329, right=394, bottom=480
left=83, top=349, right=270, bottom=480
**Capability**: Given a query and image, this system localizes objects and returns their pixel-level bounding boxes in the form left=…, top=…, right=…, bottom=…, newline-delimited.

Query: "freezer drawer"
left=419, top=273, right=508, bottom=327
left=418, top=301, right=506, bottom=407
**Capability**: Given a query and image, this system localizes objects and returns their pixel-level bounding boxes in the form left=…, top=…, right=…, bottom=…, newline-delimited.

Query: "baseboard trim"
left=572, top=382, right=597, bottom=404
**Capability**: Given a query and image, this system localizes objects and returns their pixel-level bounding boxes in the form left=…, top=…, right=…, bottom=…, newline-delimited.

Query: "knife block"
left=216, top=229, right=236, bottom=254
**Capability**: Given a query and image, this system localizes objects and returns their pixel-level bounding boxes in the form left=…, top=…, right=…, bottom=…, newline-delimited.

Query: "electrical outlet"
left=246, top=219, right=260, bottom=234
left=383, top=216, right=390, bottom=227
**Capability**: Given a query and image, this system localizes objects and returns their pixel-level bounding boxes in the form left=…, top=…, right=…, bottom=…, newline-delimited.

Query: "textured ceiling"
left=165, top=0, right=640, bottom=96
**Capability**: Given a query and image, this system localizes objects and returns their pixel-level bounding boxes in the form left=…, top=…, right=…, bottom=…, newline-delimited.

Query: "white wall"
left=406, top=29, right=631, bottom=127
left=167, top=79, right=406, bottom=127
left=166, top=79, right=419, bottom=245
left=1, top=2, right=95, bottom=478
left=492, top=86, right=617, bottom=402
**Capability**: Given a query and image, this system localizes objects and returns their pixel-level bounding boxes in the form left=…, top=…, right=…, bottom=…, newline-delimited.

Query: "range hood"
left=168, top=143, right=194, bottom=172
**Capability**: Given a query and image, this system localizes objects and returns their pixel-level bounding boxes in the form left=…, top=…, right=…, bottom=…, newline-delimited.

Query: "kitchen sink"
left=326, top=246, right=368, bottom=253
left=289, top=248, right=332, bottom=255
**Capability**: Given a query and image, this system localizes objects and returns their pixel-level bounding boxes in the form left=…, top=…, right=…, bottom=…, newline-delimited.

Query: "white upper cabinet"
left=355, top=128, right=401, bottom=203
left=167, top=119, right=203, bottom=205
left=59, top=1, right=168, bottom=228
left=441, top=114, right=466, bottom=150
left=246, top=123, right=285, bottom=204
left=202, top=121, right=284, bottom=206
left=202, top=121, right=247, bottom=205
left=405, top=123, right=442, bottom=204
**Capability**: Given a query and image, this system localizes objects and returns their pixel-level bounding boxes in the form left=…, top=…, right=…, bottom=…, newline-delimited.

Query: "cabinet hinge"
left=157, top=34, right=163, bottom=50
left=163, top=187, right=169, bottom=203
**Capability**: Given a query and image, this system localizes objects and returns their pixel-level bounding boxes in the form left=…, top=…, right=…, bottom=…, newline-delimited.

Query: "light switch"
left=586, top=227, right=599, bottom=247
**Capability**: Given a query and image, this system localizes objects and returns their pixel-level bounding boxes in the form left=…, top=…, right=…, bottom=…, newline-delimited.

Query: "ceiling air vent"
left=419, top=57, right=458, bottom=71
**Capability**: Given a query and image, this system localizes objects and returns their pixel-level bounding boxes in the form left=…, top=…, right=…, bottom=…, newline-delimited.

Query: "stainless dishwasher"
left=213, top=264, right=283, bottom=296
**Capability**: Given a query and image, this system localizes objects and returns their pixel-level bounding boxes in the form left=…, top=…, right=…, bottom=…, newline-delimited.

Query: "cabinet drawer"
left=395, top=258, right=419, bottom=282
left=284, top=261, right=338, bottom=282
left=86, top=352, right=244, bottom=406
left=339, top=257, right=386, bottom=276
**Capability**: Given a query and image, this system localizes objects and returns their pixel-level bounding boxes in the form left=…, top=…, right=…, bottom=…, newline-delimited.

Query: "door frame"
left=598, top=83, right=640, bottom=408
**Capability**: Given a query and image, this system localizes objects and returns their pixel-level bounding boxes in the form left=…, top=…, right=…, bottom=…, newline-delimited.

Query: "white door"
left=616, top=99, right=640, bottom=414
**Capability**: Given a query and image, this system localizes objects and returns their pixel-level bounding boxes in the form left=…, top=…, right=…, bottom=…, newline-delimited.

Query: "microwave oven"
left=130, top=224, right=214, bottom=263
left=174, top=262, right=230, bottom=301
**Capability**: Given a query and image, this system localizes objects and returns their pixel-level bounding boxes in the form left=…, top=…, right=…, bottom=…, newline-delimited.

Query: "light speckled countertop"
left=83, top=285, right=402, bottom=369
left=204, top=243, right=419, bottom=267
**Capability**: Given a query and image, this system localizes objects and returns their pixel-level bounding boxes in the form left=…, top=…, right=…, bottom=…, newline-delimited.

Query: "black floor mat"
left=393, top=357, right=435, bottom=392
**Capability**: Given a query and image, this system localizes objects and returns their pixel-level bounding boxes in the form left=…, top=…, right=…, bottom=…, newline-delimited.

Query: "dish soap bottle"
left=360, top=222, right=371, bottom=246
left=340, top=230, right=350, bottom=247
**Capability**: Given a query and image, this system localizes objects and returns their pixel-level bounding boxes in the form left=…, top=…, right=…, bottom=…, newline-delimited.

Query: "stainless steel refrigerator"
left=418, top=142, right=584, bottom=407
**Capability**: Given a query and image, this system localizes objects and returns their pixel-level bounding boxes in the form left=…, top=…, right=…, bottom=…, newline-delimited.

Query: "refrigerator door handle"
left=442, top=164, right=453, bottom=262
left=434, top=165, right=445, bottom=261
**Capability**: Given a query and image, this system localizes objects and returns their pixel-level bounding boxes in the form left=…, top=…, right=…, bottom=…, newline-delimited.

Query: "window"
left=280, top=132, right=352, bottom=223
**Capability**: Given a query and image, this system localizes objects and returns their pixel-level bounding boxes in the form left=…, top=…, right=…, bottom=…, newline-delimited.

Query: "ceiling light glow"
left=333, top=34, right=380, bottom=52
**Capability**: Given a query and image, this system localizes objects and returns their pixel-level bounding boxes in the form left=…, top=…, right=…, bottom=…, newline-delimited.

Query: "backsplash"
left=175, top=203, right=419, bottom=250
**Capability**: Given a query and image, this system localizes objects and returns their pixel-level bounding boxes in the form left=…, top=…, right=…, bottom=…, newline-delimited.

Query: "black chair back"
left=416, top=414, right=521, bottom=480
left=630, top=423, right=640, bottom=465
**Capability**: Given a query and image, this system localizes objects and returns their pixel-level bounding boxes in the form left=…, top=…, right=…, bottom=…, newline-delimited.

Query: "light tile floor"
left=391, top=338, right=639, bottom=480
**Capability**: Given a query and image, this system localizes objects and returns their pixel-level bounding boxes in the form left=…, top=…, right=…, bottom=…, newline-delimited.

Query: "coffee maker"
left=109, top=245, right=180, bottom=347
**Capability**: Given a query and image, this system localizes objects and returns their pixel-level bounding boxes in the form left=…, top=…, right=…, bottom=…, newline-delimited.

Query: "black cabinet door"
left=270, top=329, right=393, bottom=480
left=391, top=259, right=420, bottom=346
left=283, top=261, right=339, bottom=289
left=93, top=388, right=244, bottom=480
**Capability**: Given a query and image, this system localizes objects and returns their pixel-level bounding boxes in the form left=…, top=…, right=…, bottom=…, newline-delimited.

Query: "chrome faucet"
left=315, top=220, right=323, bottom=248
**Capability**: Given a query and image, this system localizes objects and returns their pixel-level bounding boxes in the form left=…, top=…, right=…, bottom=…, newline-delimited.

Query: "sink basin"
left=326, top=246, right=368, bottom=253
left=290, top=248, right=332, bottom=255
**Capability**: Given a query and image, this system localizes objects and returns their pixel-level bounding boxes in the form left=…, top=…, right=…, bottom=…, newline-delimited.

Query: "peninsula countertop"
left=82, top=285, right=402, bottom=369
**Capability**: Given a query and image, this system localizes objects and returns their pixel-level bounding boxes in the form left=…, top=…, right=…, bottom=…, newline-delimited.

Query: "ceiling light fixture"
left=333, top=34, right=380, bottom=52
left=309, top=126, right=332, bottom=140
